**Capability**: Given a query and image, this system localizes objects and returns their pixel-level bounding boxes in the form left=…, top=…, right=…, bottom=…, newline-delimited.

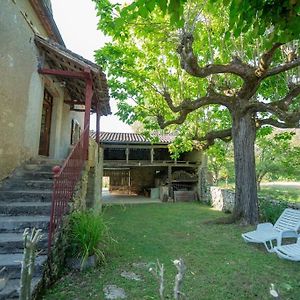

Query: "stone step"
left=0, top=180, right=53, bottom=191
left=0, top=277, right=40, bottom=300
left=0, top=190, right=52, bottom=202
left=22, top=164, right=56, bottom=172
left=14, top=170, right=53, bottom=180
left=0, top=233, right=48, bottom=254
left=0, top=216, right=50, bottom=233
left=0, top=253, right=47, bottom=280
left=29, top=157, right=62, bottom=166
left=0, top=202, right=52, bottom=216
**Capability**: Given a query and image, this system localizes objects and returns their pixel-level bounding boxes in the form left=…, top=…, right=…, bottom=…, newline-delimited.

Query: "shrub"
left=259, top=198, right=289, bottom=224
left=67, top=210, right=113, bottom=268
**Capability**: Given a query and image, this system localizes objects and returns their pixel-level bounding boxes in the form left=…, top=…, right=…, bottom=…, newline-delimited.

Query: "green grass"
left=259, top=186, right=300, bottom=203
left=43, top=203, right=300, bottom=299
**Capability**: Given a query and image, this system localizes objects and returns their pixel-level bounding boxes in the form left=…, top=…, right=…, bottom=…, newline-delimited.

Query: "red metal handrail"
left=48, top=126, right=89, bottom=250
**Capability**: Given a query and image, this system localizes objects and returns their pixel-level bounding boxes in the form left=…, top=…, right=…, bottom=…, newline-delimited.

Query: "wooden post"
left=198, top=154, right=208, bottom=202
left=128, top=169, right=131, bottom=195
left=96, top=101, right=100, bottom=144
left=98, top=146, right=104, bottom=210
left=84, top=68, right=93, bottom=160
left=125, top=147, right=129, bottom=164
left=151, top=148, right=154, bottom=163
left=168, top=166, right=172, bottom=201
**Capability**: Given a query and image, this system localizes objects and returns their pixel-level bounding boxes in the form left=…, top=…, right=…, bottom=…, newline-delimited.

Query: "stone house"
left=0, top=0, right=110, bottom=180
left=0, top=1, right=110, bottom=297
left=97, top=132, right=203, bottom=201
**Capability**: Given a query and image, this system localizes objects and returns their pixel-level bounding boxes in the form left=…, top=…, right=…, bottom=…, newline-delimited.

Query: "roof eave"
left=29, top=0, right=65, bottom=46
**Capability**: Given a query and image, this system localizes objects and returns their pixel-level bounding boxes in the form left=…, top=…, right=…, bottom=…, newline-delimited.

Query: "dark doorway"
left=104, top=169, right=131, bottom=194
left=39, top=89, right=53, bottom=156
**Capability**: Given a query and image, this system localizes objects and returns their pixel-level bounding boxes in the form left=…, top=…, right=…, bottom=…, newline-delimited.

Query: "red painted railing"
left=48, top=126, right=89, bottom=250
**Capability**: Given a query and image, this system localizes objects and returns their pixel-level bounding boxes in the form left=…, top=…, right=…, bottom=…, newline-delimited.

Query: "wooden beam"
left=64, top=100, right=84, bottom=105
left=70, top=109, right=85, bottom=112
left=96, top=102, right=100, bottom=144
left=84, top=69, right=93, bottom=129
left=38, top=68, right=89, bottom=80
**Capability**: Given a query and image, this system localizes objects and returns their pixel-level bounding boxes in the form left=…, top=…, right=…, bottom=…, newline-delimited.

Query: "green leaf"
left=145, top=0, right=156, bottom=12
left=138, top=5, right=149, bottom=18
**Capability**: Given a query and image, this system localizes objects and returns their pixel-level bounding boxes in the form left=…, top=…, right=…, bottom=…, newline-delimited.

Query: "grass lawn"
left=43, top=203, right=300, bottom=299
left=259, top=185, right=300, bottom=203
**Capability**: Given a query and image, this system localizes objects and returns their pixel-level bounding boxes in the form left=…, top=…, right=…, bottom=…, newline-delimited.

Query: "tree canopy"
left=94, top=0, right=300, bottom=224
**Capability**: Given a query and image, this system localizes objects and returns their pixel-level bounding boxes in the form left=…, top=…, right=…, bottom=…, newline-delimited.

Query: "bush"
left=67, top=210, right=113, bottom=268
left=259, top=198, right=289, bottom=224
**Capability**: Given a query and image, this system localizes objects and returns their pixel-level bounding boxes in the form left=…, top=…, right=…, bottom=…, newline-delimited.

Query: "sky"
left=51, top=0, right=133, bottom=133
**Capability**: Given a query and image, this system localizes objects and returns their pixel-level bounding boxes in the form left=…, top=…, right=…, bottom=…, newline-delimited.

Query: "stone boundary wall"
left=209, top=187, right=235, bottom=212
left=209, top=186, right=300, bottom=212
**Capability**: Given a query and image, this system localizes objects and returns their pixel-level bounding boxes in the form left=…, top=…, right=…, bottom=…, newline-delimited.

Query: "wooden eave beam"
left=64, top=100, right=85, bottom=105
left=38, top=68, right=89, bottom=80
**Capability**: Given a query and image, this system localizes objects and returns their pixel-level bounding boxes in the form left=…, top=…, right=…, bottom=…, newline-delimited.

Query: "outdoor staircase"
left=0, top=157, right=59, bottom=299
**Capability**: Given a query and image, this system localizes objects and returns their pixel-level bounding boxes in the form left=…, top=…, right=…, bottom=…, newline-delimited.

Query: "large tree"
left=94, top=0, right=300, bottom=224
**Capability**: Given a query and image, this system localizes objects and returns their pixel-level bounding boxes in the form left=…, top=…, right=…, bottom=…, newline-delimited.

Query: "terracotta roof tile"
left=91, top=132, right=175, bottom=144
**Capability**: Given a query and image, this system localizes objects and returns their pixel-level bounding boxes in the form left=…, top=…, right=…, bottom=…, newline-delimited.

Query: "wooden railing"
left=48, top=126, right=89, bottom=250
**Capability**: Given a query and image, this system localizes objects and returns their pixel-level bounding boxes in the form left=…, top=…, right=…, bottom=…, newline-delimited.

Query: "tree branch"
left=157, top=110, right=191, bottom=128
left=193, top=128, right=232, bottom=149
left=271, top=84, right=300, bottom=110
left=264, top=57, right=300, bottom=78
left=177, top=32, right=253, bottom=80
left=257, top=118, right=295, bottom=128
left=157, top=88, right=233, bottom=128
left=255, top=43, right=283, bottom=77
left=243, top=84, right=300, bottom=117
left=162, top=88, right=233, bottom=114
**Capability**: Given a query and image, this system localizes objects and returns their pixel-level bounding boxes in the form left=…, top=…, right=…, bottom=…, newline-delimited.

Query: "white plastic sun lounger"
left=274, top=238, right=300, bottom=261
left=242, top=208, right=300, bottom=252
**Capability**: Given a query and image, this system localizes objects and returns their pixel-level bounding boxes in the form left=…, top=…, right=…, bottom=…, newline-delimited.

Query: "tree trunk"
left=232, top=112, right=259, bottom=225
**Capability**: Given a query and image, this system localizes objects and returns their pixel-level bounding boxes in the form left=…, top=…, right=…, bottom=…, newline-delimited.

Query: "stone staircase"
left=0, top=157, right=60, bottom=299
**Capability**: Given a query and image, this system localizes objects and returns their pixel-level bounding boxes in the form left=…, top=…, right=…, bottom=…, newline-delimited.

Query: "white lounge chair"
left=274, top=238, right=300, bottom=261
left=242, top=208, right=300, bottom=252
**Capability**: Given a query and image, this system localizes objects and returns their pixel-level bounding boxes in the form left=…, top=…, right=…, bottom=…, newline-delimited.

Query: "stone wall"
left=209, top=186, right=300, bottom=213
left=209, top=186, right=235, bottom=212
left=130, top=167, right=157, bottom=195
left=0, top=1, right=85, bottom=180
left=34, top=141, right=101, bottom=298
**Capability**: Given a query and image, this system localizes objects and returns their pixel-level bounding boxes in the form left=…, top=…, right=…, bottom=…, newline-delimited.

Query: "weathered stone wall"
left=0, top=0, right=84, bottom=180
left=209, top=186, right=300, bottom=213
left=209, top=187, right=235, bottom=212
left=0, top=0, right=45, bottom=179
left=86, top=139, right=102, bottom=210
left=34, top=158, right=92, bottom=298
left=130, top=167, right=157, bottom=195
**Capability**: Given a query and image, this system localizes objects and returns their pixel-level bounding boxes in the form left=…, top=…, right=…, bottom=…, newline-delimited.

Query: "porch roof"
left=91, top=131, right=175, bottom=145
left=35, top=35, right=111, bottom=116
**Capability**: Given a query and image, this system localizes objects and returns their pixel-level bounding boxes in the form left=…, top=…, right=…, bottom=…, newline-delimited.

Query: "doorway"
left=39, top=89, right=53, bottom=156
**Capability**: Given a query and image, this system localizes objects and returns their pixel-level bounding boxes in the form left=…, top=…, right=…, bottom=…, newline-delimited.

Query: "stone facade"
left=0, top=0, right=84, bottom=180
left=209, top=186, right=235, bottom=212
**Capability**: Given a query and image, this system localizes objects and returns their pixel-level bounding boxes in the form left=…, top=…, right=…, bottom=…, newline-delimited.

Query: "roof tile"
left=91, top=132, right=175, bottom=144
